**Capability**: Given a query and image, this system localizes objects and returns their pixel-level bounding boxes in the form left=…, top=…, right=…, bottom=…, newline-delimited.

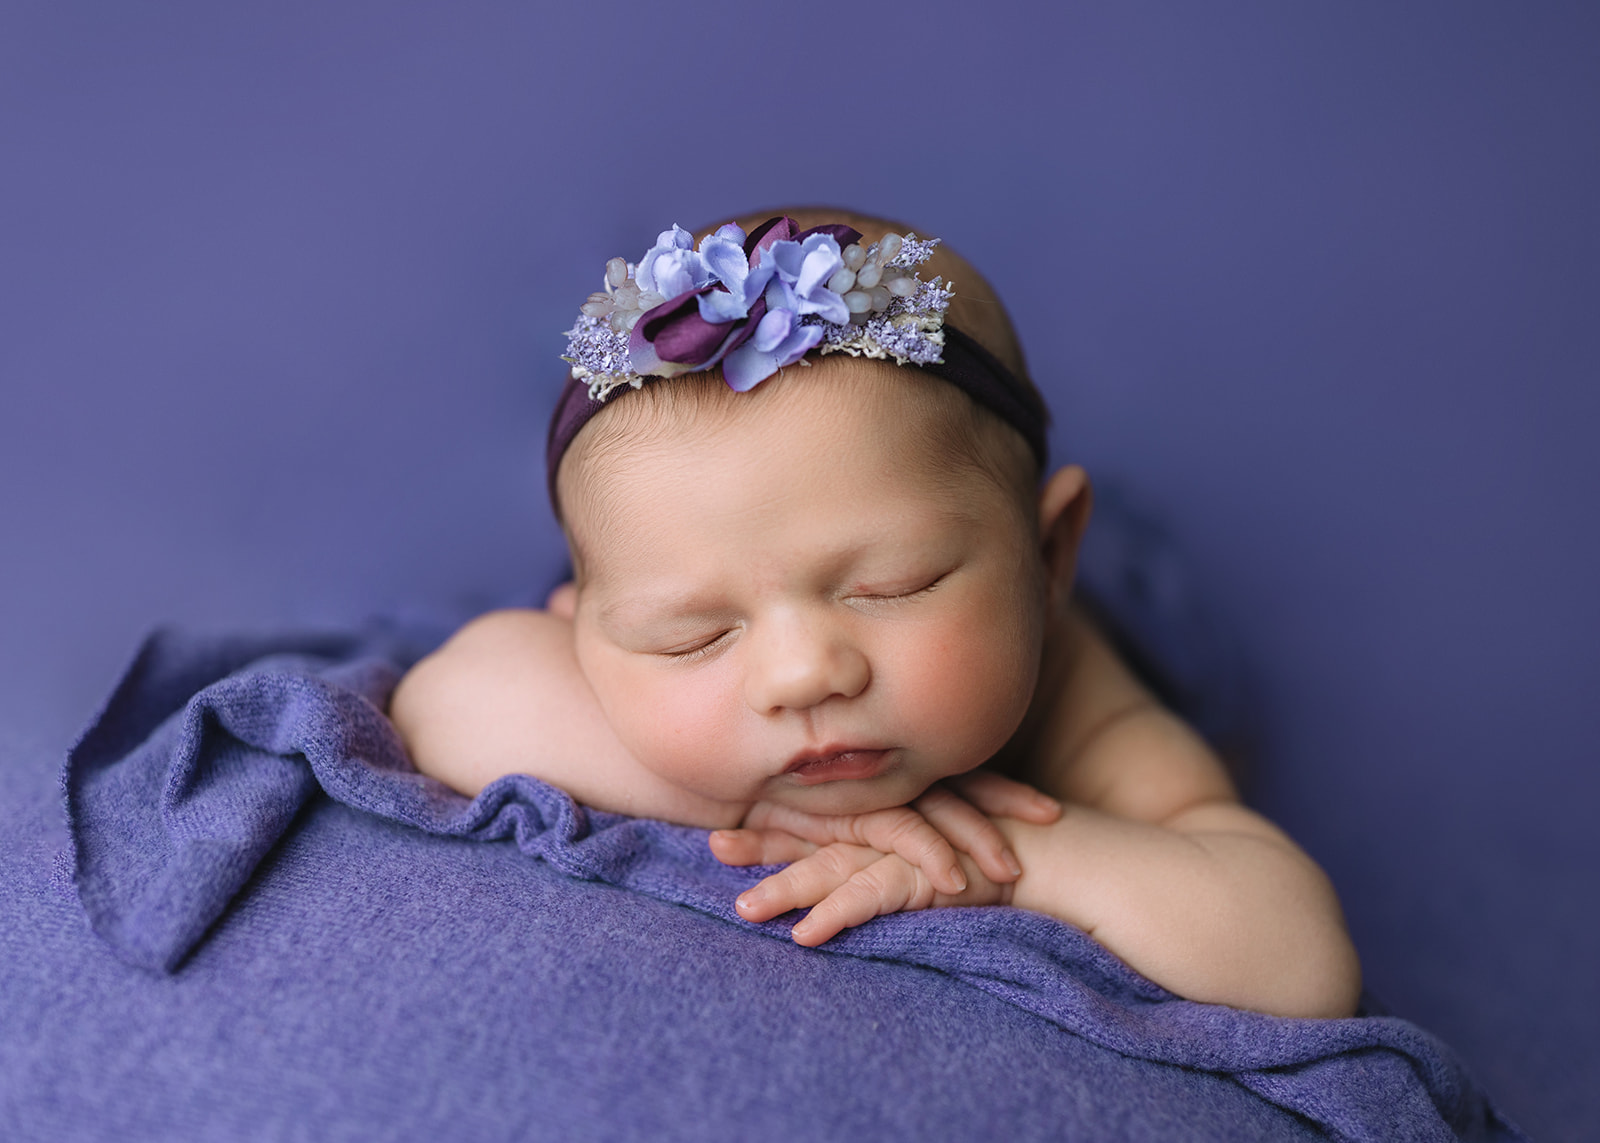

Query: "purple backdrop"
left=3, top=3, right=1596, bottom=1138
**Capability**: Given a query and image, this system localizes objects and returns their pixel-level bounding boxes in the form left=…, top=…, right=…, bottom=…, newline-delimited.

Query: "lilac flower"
left=628, top=217, right=866, bottom=389
left=695, top=225, right=767, bottom=324
left=719, top=232, right=849, bottom=389
left=763, top=233, right=850, bottom=322
left=722, top=307, right=825, bottom=391
left=634, top=225, right=714, bottom=301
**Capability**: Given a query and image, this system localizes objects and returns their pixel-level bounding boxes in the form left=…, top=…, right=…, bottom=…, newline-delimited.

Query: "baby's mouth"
left=783, top=748, right=893, bottom=785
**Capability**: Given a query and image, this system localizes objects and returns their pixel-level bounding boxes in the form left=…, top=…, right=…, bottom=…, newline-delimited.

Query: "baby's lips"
left=782, top=747, right=893, bottom=786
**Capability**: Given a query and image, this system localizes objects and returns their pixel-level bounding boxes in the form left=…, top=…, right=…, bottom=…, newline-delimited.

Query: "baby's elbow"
left=1189, top=855, right=1363, bottom=1019
left=1245, top=873, right=1364, bottom=1019
left=1266, top=925, right=1363, bottom=1019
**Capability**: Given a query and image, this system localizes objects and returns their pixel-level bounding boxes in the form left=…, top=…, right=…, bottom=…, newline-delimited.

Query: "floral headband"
left=547, top=216, right=1048, bottom=496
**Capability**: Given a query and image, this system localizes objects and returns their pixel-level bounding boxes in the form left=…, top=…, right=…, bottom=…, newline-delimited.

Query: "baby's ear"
left=1037, top=466, right=1093, bottom=613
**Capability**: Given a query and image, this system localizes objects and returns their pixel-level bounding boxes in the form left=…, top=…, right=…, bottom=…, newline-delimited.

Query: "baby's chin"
left=764, top=770, right=949, bottom=818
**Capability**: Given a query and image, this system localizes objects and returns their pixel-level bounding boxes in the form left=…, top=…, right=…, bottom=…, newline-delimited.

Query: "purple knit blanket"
left=63, top=627, right=1523, bottom=1143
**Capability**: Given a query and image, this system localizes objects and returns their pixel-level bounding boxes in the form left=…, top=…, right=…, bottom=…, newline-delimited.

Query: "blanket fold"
left=64, top=626, right=1522, bottom=1143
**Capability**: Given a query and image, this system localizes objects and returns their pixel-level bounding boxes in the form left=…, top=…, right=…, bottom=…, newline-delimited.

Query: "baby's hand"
left=736, top=843, right=1009, bottom=946
left=709, top=771, right=1061, bottom=946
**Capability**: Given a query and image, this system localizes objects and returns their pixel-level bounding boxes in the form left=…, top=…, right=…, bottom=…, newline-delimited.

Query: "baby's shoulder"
left=393, top=608, right=562, bottom=710
left=432, top=606, right=564, bottom=660
left=388, top=608, right=584, bottom=795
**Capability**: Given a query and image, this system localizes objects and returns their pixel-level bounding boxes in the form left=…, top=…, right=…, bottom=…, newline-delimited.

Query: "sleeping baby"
left=390, top=208, right=1361, bottom=1019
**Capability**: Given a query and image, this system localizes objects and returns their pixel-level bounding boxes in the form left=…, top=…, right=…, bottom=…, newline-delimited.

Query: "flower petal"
left=797, top=288, right=849, bottom=325
left=638, top=292, right=737, bottom=366
left=627, top=321, right=664, bottom=376
left=752, top=307, right=793, bottom=353
left=763, top=277, right=798, bottom=314
left=797, top=223, right=863, bottom=249
left=627, top=322, right=696, bottom=378
left=773, top=322, right=824, bottom=366
left=700, top=234, right=749, bottom=292
left=696, top=288, right=751, bottom=324
left=721, top=342, right=780, bottom=392
left=635, top=225, right=692, bottom=295
left=713, top=294, right=767, bottom=363
left=738, top=258, right=777, bottom=307
left=795, top=235, right=842, bottom=297
left=768, top=239, right=806, bottom=283
left=651, top=252, right=699, bottom=301
left=743, top=216, right=799, bottom=262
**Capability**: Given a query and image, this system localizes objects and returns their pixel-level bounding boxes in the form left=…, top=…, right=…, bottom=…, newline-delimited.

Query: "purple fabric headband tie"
left=545, top=323, right=1050, bottom=503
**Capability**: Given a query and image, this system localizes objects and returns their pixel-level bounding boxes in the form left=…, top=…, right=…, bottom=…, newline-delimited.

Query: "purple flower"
left=722, top=307, right=824, bottom=391
left=627, top=216, right=865, bottom=390
left=634, top=225, right=714, bottom=301
left=695, top=224, right=767, bottom=324
left=718, top=231, right=850, bottom=389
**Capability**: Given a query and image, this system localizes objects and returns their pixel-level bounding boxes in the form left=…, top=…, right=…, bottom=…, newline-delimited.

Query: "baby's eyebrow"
left=594, top=591, right=724, bottom=630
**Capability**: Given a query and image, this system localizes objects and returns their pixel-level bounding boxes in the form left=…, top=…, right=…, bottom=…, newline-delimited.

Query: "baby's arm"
left=1005, top=607, right=1360, bottom=1017
left=390, top=602, right=752, bottom=828
left=727, top=606, right=1362, bottom=1019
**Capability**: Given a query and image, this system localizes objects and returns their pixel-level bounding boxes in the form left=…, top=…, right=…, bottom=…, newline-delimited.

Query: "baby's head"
left=549, top=208, right=1090, bottom=816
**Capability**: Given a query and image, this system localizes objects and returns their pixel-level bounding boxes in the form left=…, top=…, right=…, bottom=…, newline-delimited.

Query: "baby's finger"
left=790, top=857, right=931, bottom=947
left=911, top=784, right=1023, bottom=884
left=743, top=802, right=966, bottom=896
left=708, top=828, right=816, bottom=867
left=734, top=843, right=880, bottom=923
left=740, top=800, right=868, bottom=844
left=947, top=770, right=1062, bottom=824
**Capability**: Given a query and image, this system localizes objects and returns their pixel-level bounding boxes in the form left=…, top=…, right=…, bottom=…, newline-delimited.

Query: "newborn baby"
left=391, top=208, right=1361, bottom=1019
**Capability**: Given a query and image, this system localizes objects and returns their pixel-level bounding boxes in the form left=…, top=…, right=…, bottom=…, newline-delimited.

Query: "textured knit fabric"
left=40, top=626, right=1524, bottom=1143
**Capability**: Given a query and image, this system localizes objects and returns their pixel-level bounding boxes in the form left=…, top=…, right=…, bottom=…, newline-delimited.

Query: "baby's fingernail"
left=951, top=868, right=968, bottom=892
left=736, top=892, right=758, bottom=912
left=1003, top=849, right=1022, bottom=878
left=1038, top=794, right=1062, bottom=810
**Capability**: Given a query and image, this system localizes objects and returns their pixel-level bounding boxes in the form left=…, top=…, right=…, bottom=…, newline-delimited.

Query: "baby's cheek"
left=610, top=667, right=751, bottom=799
left=890, top=608, right=1038, bottom=763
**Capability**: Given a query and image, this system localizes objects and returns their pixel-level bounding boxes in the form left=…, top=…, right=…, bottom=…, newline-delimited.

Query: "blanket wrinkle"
left=63, top=626, right=1524, bottom=1143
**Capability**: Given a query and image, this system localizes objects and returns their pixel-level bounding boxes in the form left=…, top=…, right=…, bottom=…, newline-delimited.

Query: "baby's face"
left=563, top=360, right=1046, bottom=816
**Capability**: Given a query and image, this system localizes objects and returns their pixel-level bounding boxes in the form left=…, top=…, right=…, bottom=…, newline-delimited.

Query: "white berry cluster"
left=828, top=233, right=922, bottom=324
left=578, top=257, right=667, bottom=335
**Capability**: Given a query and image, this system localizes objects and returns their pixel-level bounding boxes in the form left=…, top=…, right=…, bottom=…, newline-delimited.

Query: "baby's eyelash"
left=859, top=574, right=947, bottom=602
left=660, top=631, right=732, bottom=661
left=654, top=577, right=947, bottom=658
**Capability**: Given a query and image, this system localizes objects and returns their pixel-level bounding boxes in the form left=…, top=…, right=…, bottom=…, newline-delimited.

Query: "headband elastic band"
left=546, top=322, right=1049, bottom=505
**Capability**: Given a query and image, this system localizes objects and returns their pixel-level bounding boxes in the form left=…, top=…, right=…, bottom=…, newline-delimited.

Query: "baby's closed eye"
left=846, top=569, right=951, bottom=604
left=656, top=629, right=736, bottom=661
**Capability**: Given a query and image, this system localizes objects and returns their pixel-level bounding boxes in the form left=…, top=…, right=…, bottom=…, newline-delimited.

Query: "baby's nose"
left=743, top=611, right=869, bottom=714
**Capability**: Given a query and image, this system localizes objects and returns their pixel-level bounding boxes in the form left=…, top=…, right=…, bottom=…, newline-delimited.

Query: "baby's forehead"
left=574, top=355, right=955, bottom=459
left=559, top=359, right=1014, bottom=546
